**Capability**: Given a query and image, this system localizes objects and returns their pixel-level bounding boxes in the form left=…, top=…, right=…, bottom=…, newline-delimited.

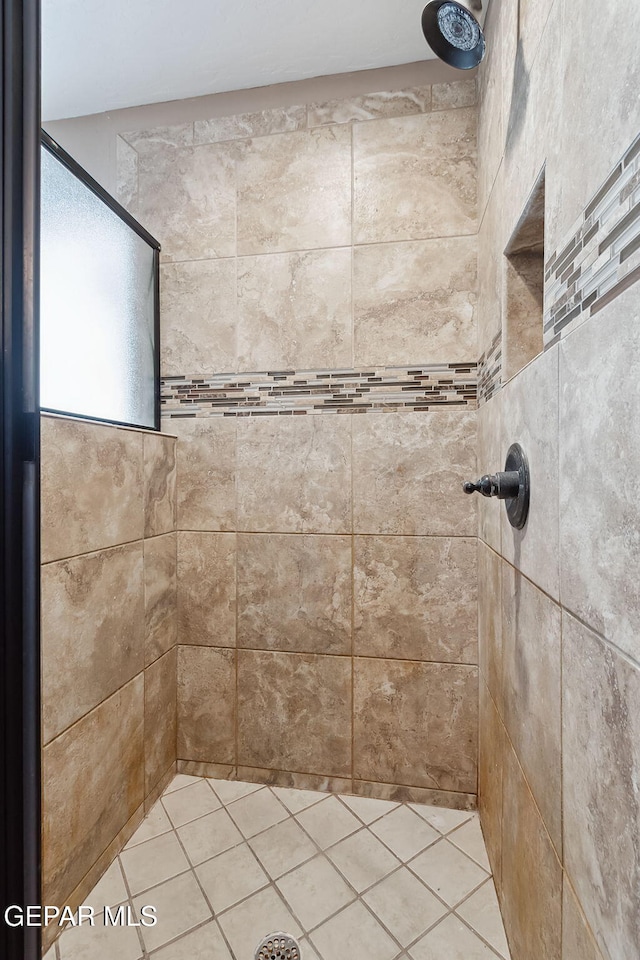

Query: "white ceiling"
left=42, top=0, right=484, bottom=121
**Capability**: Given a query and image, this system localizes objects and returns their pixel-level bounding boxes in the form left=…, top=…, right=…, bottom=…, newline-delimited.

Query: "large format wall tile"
left=174, top=418, right=236, bottom=532
left=562, top=878, right=603, bottom=960
left=501, top=741, right=562, bottom=960
left=236, top=125, right=351, bottom=255
left=143, top=433, right=177, bottom=538
left=477, top=542, right=502, bottom=712
left=177, top=532, right=236, bottom=647
left=353, top=658, right=477, bottom=793
left=144, top=532, right=177, bottom=666
left=307, top=87, right=432, bottom=127
left=177, top=647, right=236, bottom=764
left=353, top=237, right=477, bottom=366
left=237, top=248, right=352, bottom=371
left=41, top=416, right=143, bottom=563
left=500, top=342, right=559, bottom=600
left=478, top=682, right=504, bottom=892
left=353, top=536, right=477, bottom=663
left=194, top=105, right=307, bottom=144
left=560, top=288, right=640, bottom=661
left=43, top=676, right=144, bottom=907
left=354, top=107, right=477, bottom=244
left=352, top=410, right=476, bottom=536
left=238, top=650, right=351, bottom=776
left=562, top=613, right=640, bottom=960
left=237, top=416, right=351, bottom=534
left=42, top=542, right=144, bottom=743
left=477, top=393, right=503, bottom=554
left=160, top=259, right=237, bottom=376
left=477, top=0, right=503, bottom=219
left=502, top=564, right=562, bottom=854
left=237, top=534, right=351, bottom=655
left=136, top=141, right=236, bottom=261
left=144, top=647, right=177, bottom=795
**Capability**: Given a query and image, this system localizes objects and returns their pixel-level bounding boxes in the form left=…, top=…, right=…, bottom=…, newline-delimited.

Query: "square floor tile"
left=339, top=795, right=400, bottom=825
left=326, top=829, right=400, bottom=893
left=177, top=807, right=244, bottom=866
left=218, top=886, right=302, bottom=960
left=162, top=779, right=221, bottom=827
left=210, top=779, right=264, bottom=805
left=57, top=911, right=143, bottom=960
left=196, top=842, right=269, bottom=913
left=276, top=855, right=356, bottom=931
left=456, top=879, right=510, bottom=958
left=163, top=774, right=202, bottom=795
left=310, top=901, right=398, bottom=960
left=125, top=801, right=172, bottom=848
left=135, top=871, right=212, bottom=952
left=409, top=914, right=497, bottom=960
left=296, top=796, right=360, bottom=849
left=272, top=786, right=325, bottom=814
left=150, top=919, right=233, bottom=960
left=408, top=804, right=473, bottom=835
left=249, top=817, right=317, bottom=879
left=370, top=807, right=440, bottom=862
left=409, top=839, right=488, bottom=907
left=89, top=859, right=128, bottom=908
left=120, top=831, right=190, bottom=895
left=363, top=867, right=448, bottom=947
left=447, top=817, right=491, bottom=872
left=226, top=788, right=289, bottom=838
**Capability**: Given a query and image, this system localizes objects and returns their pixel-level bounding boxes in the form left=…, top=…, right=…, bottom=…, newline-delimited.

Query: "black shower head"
left=421, top=1, right=486, bottom=70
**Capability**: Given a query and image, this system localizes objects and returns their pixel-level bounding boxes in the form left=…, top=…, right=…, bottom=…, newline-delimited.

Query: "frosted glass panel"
left=40, top=145, right=157, bottom=428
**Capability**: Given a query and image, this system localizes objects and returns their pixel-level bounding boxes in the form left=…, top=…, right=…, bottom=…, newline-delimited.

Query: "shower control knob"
left=461, top=443, right=530, bottom=530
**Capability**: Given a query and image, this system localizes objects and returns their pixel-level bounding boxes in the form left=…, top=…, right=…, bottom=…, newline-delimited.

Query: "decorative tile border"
left=544, top=132, right=640, bottom=346
left=478, top=331, right=502, bottom=406
left=161, top=364, right=478, bottom=418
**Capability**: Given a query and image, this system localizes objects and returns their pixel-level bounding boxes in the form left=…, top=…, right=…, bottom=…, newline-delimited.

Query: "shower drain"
left=254, top=932, right=301, bottom=960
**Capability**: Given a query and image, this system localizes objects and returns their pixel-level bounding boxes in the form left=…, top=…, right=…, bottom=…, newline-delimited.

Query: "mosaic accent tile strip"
left=161, top=364, right=478, bottom=418
left=544, top=132, right=640, bottom=346
left=477, top=331, right=502, bottom=406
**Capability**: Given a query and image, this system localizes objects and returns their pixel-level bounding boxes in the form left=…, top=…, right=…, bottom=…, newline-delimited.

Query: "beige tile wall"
left=477, top=2, right=640, bottom=959
left=115, top=77, right=480, bottom=807
left=41, top=414, right=177, bottom=916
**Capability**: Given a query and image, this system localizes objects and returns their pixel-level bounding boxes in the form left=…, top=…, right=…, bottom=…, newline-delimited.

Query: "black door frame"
left=1, top=0, right=41, bottom=958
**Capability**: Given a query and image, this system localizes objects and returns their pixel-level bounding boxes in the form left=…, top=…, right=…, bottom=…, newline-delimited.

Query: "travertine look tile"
left=177, top=532, right=236, bottom=647
left=352, top=411, right=476, bottom=536
left=560, top=289, right=640, bottom=660
left=363, top=868, right=448, bottom=946
left=354, top=658, right=478, bottom=793
left=196, top=843, right=269, bottom=912
left=307, top=87, right=431, bottom=126
left=477, top=0, right=503, bottom=219
left=353, top=237, right=477, bottom=366
left=136, top=141, right=236, bottom=262
left=271, top=785, right=325, bottom=814
left=503, top=250, right=543, bottom=381
left=195, top=105, right=307, bottom=144
left=143, top=432, right=176, bottom=538
left=477, top=391, right=503, bottom=553
left=457, top=879, right=510, bottom=958
left=562, top=877, right=603, bottom=960
left=174, top=418, right=236, bottom=532
left=238, top=651, right=351, bottom=776
left=41, top=416, right=143, bottom=563
left=144, top=532, right=177, bottom=666
left=501, top=741, right=562, bottom=960
left=310, top=900, right=397, bottom=960
left=339, top=794, right=399, bottom=824
left=237, top=534, right=351, bottom=655
left=135, top=870, right=212, bottom=952
left=121, top=124, right=195, bottom=150
left=239, top=767, right=352, bottom=795
left=177, top=647, right=236, bottom=764
left=160, top=258, right=237, bottom=376
left=354, top=536, right=477, bottom=664
left=477, top=165, right=503, bottom=359
left=144, top=647, right=177, bottom=796
left=502, top=565, right=562, bottom=853
left=116, top=135, right=138, bottom=209
left=477, top=542, right=502, bottom=710
left=42, top=542, right=144, bottom=742
left=501, top=343, right=560, bottom=601
left=237, top=416, right=351, bottom=534
left=43, top=677, right=144, bottom=907
left=432, top=79, right=477, bottom=111
left=562, top=613, right=640, bottom=960
left=354, top=108, right=477, bottom=244
left=410, top=914, right=498, bottom=960
left=478, top=683, right=504, bottom=890
left=237, top=248, right=352, bottom=370
left=237, top=125, right=351, bottom=255
left=276, top=855, right=356, bottom=930
left=210, top=779, right=262, bottom=804
left=355, top=780, right=477, bottom=810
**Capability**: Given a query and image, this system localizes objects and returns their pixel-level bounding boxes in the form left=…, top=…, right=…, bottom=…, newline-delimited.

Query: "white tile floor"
left=48, top=776, right=511, bottom=960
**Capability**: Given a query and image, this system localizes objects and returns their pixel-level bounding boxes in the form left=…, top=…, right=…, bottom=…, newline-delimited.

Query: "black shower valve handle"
left=462, top=470, right=521, bottom=500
